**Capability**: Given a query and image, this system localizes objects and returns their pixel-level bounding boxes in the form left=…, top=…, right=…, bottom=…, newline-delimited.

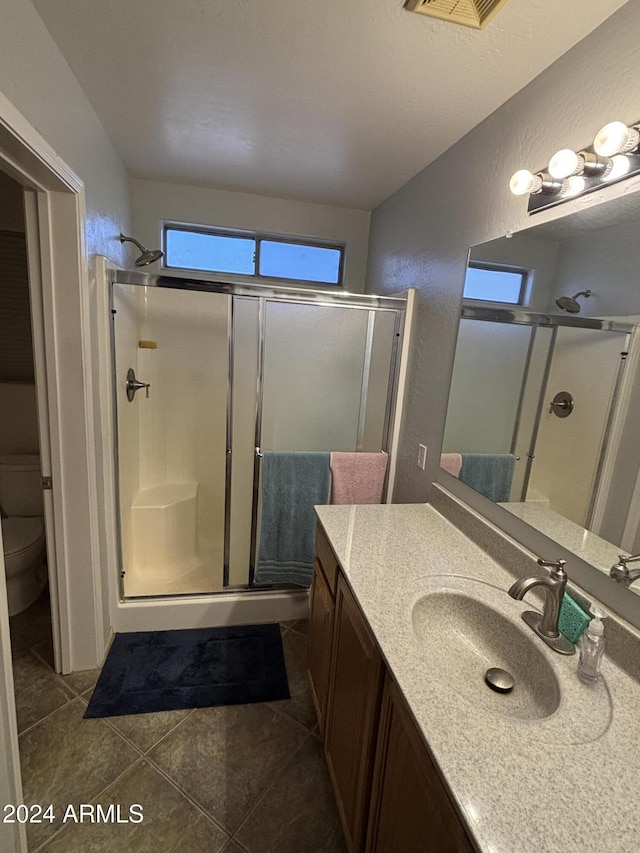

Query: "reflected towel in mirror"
left=440, top=453, right=463, bottom=478
left=459, top=453, right=516, bottom=502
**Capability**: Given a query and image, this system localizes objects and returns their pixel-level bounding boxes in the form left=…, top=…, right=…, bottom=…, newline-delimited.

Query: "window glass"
left=463, top=264, right=526, bottom=304
left=164, top=225, right=344, bottom=286
left=165, top=229, right=255, bottom=275
left=259, top=240, right=342, bottom=284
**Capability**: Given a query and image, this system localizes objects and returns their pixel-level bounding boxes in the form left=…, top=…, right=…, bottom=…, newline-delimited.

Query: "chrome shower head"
left=555, top=290, right=591, bottom=313
left=119, top=233, right=164, bottom=267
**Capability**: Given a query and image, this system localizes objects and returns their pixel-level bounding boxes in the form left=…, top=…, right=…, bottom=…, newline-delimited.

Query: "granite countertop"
left=499, top=501, right=640, bottom=597
left=315, top=501, right=640, bottom=853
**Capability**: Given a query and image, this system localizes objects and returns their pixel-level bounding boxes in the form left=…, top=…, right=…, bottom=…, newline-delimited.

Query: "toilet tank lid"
left=0, top=454, right=41, bottom=471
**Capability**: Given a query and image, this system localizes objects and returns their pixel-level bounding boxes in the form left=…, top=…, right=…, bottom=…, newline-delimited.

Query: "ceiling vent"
left=405, top=0, right=511, bottom=30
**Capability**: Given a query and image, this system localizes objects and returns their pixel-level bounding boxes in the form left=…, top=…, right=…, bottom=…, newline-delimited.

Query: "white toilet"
left=0, top=455, right=47, bottom=617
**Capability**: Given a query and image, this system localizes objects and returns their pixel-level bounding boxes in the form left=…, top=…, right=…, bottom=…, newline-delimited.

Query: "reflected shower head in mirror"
left=119, top=233, right=164, bottom=266
left=555, top=290, right=592, bottom=313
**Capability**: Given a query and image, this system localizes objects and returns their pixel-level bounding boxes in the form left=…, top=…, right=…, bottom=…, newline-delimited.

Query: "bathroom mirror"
left=442, top=189, right=640, bottom=605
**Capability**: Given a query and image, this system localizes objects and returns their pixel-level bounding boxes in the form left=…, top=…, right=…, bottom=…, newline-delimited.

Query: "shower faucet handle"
left=126, top=368, right=151, bottom=402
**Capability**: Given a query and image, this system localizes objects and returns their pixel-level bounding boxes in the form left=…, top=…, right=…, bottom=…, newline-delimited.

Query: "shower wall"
left=137, top=289, right=228, bottom=549
left=442, top=319, right=532, bottom=455
left=112, top=279, right=404, bottom=601
left=528, top=327, right=625, bottom=526
left=113, top=285, right=141, bottom=576
left=113, top=285, right=229, bottom=595
left=443, top=317, right=626, bottom=518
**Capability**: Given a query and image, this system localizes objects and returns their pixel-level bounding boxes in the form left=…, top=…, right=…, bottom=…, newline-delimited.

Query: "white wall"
left=131, top=178, right=371, bottom=292
left=366, top=0, right=640, bottom=505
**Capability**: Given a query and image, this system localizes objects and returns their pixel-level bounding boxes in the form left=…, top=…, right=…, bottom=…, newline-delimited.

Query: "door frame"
left=0, top=88, right=106, bottom=852
left=0, top=90, right=105, bottom=672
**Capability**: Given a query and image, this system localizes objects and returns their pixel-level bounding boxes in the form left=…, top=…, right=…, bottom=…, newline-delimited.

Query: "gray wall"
left=366, top=0, right=640, bottom=503
left=1, top=0, right=131, bottom=262
left=550, top=220, right=640, bottom=316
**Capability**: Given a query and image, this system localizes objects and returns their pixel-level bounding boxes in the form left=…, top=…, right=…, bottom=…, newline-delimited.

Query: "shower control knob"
left=549, top=391, right=574, bottom=418
left=126, top=368, right=151, bottom=402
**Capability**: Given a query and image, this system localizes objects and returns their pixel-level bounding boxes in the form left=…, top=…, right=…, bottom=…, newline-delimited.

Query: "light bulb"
left=594, top=121, right=640, bottom=156
left=605, top=154, right=632, bottom=181
left=548, top=149, right=581, bottom=179
left=559, top=176, right=586, bottom=198
left=509, top=169, right=542, bottom=196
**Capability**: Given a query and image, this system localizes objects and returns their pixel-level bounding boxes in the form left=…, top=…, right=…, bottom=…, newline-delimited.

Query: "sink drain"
left=485, top=667, right=515, bottom=693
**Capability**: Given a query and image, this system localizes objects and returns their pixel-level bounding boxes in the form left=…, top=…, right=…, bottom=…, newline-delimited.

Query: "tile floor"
left=9, top=592, right=346, bottom=852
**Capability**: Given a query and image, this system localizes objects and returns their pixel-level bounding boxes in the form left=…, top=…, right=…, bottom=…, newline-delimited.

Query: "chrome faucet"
left=610, top=553, right=640, bottom=588
left=508, top=558, right=575, bottom=655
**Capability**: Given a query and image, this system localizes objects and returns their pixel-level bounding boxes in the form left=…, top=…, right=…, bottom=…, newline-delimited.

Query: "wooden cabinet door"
left=325, top=575, right=384, bottom=853
left=366, top=674, right=474, bottom=853
left=307, top=557, right=335, bottom=734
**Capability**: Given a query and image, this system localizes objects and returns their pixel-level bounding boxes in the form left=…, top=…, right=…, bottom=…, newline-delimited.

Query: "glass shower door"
left=260, top=302, right=371, bottom=451
left=112, top=283, right=230, bottom=598
left=249, top=300, right=398, bottom=586
left=527, top=326, right=627, bottom=527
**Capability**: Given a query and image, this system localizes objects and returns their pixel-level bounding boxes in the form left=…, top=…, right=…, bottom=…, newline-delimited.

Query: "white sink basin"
left=412, top=576, right=561, bottom=720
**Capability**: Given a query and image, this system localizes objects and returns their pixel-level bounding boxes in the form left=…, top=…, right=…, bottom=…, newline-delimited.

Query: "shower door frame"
left=459, top=305, right=635, bottom=523
left=109, top=270, right=406, bottom=602
left=247, top=295, right=403, bottom=585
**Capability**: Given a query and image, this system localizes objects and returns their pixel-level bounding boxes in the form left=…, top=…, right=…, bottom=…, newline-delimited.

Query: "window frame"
left=463, top=261, right=530, bottom=307
left=163, top=222, right=346, bottom=287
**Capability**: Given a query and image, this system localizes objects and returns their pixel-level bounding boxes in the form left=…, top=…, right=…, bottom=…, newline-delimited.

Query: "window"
left=164, top=225, right=344, bottom=286
left=463, top=262, right=528, bottom=305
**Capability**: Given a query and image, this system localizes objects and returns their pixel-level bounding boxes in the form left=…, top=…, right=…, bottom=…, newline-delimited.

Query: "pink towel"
left=440, top=453, right=462, bottom=478
left=329, top=452, right=388, bottom=505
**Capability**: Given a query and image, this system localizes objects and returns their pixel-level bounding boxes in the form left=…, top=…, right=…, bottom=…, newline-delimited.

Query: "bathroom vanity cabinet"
left=307, top=527, right=340, bottom=734
left=367, top=674, right=474, bottom=853
left=309, top=525, right=475, bottom=853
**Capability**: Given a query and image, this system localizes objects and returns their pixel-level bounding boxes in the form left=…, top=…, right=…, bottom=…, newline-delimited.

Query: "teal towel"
left=459, top=453, right=516, bottom=502
left=254, top=452, right=331, bottom=588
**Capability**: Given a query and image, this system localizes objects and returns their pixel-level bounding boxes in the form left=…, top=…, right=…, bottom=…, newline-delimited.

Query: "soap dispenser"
left=577, top=604, right=607, bottom=682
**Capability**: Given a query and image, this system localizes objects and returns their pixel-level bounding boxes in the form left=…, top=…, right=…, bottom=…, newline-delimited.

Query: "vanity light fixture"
left=510, top=117, right=640, bottom=213
left=593, top=121, right=640, bottom=157
left=547, top=149, right=612, bottom=180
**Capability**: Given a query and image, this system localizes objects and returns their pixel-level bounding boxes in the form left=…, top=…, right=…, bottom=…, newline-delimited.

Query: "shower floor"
left=123, top=542, right=226, bottom=597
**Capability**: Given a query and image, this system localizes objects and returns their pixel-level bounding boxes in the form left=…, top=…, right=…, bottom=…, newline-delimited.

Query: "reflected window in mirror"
left=463, top=261, right=530, bottom=306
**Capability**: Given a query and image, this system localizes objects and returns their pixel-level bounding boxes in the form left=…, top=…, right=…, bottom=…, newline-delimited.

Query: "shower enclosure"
left=110, top=271, right=406, bottom=600
left=443, top=306, right=635, bottom=530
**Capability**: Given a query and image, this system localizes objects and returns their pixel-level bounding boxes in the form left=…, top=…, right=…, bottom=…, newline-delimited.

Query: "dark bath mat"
left=84, top=623, right=290, bottom=718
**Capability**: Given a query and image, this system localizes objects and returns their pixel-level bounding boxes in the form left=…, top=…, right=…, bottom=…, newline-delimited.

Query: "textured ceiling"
left=32, top=0, right=629, bottom=210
